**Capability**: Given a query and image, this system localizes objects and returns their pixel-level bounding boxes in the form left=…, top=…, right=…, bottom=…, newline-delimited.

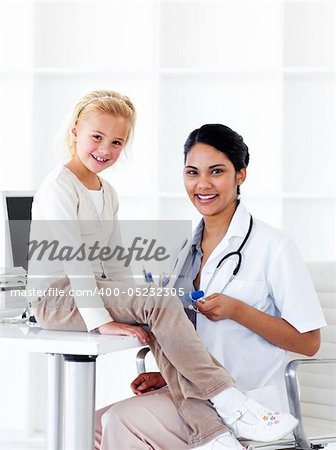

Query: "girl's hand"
left=196, top=293, right=239, bottom=322
left=130, top=372, right=167, bottom=395
left=98, top=321, right=150, bottom=344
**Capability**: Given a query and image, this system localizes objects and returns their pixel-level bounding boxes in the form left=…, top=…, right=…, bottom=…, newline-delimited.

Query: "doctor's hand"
left=130, top=372, right=167, bottom=395
left=196, top=293, right=239, bottom=322
left=98, top=321, right=150, bottom=344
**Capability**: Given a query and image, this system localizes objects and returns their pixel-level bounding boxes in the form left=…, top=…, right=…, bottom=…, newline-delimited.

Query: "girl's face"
left=71, top=112, right=131, bottom=174
left=184, top=143, right=246, bottom=218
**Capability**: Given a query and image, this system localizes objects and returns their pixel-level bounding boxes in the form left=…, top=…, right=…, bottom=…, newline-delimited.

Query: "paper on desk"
left=0, top=266, right=26, bottom=277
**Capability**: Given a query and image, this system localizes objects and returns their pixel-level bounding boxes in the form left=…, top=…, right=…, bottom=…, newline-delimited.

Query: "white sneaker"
left=224, top=398, right=298, bottom=442
left=196, top=431, right=247, bottom=449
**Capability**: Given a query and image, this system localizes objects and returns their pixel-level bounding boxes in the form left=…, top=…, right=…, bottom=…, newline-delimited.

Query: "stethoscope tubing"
left=199, top=214, right=253, bottom=300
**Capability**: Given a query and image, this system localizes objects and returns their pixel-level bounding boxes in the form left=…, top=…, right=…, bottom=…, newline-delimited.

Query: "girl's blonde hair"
left=66, top=90, right=136, bottom=156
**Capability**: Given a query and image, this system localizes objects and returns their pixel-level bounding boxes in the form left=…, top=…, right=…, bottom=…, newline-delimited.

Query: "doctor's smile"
left=195, top=194, right=219, bottom=204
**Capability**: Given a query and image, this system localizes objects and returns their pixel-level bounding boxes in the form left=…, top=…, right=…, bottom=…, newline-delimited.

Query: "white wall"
left=0, top=1, right=335, bottom=448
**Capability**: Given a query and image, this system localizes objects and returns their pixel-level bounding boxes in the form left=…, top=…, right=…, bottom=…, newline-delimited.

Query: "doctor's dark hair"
left=183, top=124, right=250, bottom=195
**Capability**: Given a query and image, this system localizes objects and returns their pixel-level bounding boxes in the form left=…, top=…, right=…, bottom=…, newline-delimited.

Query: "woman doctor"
left=95, top=124, right=326, bottom=450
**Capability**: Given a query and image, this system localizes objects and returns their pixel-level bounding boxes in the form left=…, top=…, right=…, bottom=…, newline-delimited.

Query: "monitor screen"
left=4, top=194, right=34, bottom=271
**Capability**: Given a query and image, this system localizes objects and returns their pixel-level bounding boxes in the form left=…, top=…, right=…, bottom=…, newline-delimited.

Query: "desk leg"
left=63, top=355, right=97, bottom=450
left=47, top=354, right=63, bottom=450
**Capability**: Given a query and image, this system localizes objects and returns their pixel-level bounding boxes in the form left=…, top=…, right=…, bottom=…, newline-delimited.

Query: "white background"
left=0, top=0, right=335, bottom=448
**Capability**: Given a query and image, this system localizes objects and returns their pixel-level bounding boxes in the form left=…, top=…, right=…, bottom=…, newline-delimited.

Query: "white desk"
left=0, top=322, right=143, bottom=450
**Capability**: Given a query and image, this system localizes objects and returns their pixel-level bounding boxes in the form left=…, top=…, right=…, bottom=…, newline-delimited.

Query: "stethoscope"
left=186, top=214, right=253, bottom=311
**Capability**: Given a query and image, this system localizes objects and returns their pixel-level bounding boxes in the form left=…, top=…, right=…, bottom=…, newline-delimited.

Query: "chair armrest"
left=136, top=346, right=151, bottom=374
left=285, top=358, right=336, bottom=449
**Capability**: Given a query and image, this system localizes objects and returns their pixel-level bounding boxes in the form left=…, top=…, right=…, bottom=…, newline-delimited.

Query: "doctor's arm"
left=197, top=236, right=324, bottom=357
left=130, top=372, right=167, bottom=395
left=196, top=296, right=321, bottom=357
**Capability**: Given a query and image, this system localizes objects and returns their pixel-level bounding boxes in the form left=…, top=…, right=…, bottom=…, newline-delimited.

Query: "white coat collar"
left=194, top=202, right=252, bottom=267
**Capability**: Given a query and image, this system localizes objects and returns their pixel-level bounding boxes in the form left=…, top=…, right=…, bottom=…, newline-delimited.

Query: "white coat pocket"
left=224, top=279, right=268, bottom=308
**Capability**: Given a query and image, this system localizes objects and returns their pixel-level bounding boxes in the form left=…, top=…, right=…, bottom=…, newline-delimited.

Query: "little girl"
left=28, top=90, right=298, bottom=449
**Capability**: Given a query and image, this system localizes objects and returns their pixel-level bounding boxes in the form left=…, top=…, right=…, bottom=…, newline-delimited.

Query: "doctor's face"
left=184, top=143, right=246, bottom=218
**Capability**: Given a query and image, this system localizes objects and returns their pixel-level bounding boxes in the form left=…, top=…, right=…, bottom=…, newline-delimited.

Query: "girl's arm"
left=32, top=174, right=117, bottom=331
left=102, top=206, right=134, bottom=284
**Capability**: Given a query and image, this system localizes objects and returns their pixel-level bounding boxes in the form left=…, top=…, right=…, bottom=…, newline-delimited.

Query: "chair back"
left=293, top=262, right=336, bottom=442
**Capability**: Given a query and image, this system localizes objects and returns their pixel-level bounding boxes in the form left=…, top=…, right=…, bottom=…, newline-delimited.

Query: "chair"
left=136, top=261, right=336, bottom=450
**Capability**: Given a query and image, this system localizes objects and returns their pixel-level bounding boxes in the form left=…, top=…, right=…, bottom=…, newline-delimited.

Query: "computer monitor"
left=1, top=191, right=34, bottom=271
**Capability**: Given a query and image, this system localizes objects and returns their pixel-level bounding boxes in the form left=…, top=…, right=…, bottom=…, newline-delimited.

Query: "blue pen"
left=143, top=268, right=154, bottom=283
left=183, top=290, right=205, bottom=304
left=161, top=274, right=170, bottom=287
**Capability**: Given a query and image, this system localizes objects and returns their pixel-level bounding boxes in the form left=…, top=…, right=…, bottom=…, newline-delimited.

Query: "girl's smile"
left=91, top=154, right=109, bottom=164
